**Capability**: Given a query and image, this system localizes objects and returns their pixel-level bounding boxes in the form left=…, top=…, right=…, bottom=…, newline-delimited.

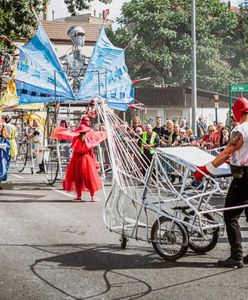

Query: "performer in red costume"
left=63, top=124, right=102, bottom=202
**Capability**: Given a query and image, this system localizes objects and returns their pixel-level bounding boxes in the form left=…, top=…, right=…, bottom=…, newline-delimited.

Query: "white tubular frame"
left=97, top=100, right=232, bottom=244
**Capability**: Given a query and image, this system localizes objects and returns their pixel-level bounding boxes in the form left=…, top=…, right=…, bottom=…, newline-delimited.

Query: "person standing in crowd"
left=171, top=123, right=181, bottom=146
left=29, top=119, right=45, bottom=174
left=219, top=127, right=230, bottom=148
left=59, top=120, right=71, bottom=158
left=139, top=124, right=159, bottom=174
left=180, top=117, right=187, bottom=129
left=2, top=115, right=18, bottom=159
left=179, top=128, right=189, bottom=145
left=60, top=120, right=68, bottom=128
left=63, top=125, right=102, bottom=202
left=194, top=97, right=248, bottom=268
left=0, top=122, right=10, bottom=185
left=197, top=117, right=207, bottom=138
left=161, top=120, right=174, bottom=147
left=131, top=116, right=144, bottom=132
left=199, top=125, right=218, bottom=150
left=153, top=116, right=164, bottom=138
left=214, top=122, right=225, bottom=148
left=185, top=127, right=194, bottom=142
left=135, top=126, right=143, bottom=138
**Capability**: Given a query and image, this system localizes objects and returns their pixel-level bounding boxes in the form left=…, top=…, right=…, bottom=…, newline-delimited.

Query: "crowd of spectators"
left=128, top=115, right=232, bottom=151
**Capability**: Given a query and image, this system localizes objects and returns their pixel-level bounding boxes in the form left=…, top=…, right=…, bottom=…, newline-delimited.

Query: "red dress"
left=63, top=136, right=102, bottom=196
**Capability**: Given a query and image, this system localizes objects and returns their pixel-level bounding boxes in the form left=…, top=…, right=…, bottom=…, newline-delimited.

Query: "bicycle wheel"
left=151, top=216, right=188, bottom=261
left=188, top=214, right=219, bottom=254
left=45, top=148, right=59, bottom=185
left=16, top=142, right=28, bottom=173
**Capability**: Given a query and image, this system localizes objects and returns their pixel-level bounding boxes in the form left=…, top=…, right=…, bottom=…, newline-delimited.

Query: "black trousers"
left=224, top=178, right=248, bottom=259
left=141, top=151, right=153, bottom=176
left=39, top=160, right=45, bottom=172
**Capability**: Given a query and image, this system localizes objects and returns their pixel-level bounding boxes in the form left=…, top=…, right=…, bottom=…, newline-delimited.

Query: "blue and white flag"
left=16, top=23, right=74, bottom=104
left=77, top=27, right=133, bottom=111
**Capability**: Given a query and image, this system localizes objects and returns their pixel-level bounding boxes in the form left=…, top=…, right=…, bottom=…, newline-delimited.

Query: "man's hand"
left=194, top=162, right=216, bottom=181
left=194, top=166, right=209, bottom=181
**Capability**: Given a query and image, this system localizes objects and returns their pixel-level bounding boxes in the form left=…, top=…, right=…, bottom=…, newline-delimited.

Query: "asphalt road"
left=1, top=170, right=248, bottom=300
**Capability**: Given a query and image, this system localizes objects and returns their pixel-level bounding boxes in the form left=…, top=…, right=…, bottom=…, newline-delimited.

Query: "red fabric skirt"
left=63, top=152, right=102, bottom=194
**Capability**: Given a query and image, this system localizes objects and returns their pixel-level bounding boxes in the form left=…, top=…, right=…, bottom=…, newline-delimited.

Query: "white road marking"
left=10, top=174, right=23, bottom=179
left=53, top=189, right=74, bottom=198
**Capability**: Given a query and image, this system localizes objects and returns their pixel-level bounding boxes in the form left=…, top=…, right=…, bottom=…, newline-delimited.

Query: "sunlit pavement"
left=0, top=171, right=248, bottom=300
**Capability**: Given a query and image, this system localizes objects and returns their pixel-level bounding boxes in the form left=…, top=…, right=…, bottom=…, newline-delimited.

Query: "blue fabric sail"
left=16, top=23, right=74, bottom=104
left=77, top=27, right=133, bottom=111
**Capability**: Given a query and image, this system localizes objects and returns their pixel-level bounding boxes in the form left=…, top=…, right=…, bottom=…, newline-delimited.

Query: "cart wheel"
left=151, top=216, right=188, bottom=261
left=187, top=214, right=219, bottom=254
left=45, top=148, right=59, bottom=186
left=16, top=142, right=28, bottom=173
left=120, top=236, right=127, bottom=249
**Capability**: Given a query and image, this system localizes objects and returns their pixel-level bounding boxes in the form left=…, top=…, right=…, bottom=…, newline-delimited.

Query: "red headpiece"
left=74, top=124, right=91, bottom=133
left=232, top=97, right=248, bottom=122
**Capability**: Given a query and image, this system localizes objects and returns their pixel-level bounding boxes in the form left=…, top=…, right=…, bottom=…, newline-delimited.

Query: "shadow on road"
left=0, top=192, right=74, bottom=203
left=28, top=243, right=240, bottom=300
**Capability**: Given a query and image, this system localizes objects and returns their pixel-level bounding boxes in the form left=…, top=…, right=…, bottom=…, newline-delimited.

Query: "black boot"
left=243, top=255, right=248, bottom=264
left=37, top=162, right=45, bottom=174
left=217, top=257, right=243, bottom=268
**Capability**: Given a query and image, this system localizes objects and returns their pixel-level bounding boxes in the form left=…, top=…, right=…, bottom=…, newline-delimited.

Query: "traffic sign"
left=230, top=85, right=248, bottom=92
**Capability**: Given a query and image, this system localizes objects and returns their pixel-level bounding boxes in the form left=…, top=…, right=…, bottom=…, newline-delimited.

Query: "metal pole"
left=105, top=69, right=107, bottom=100
left=191, top=0, right=197, bottom=135
left=54, top=70, right=57, bottom=125
left=215, top=107, right=218, bottom=125
left=97, top=70, right=101, bottom=96
left=229, top=83, right=232, bottom=130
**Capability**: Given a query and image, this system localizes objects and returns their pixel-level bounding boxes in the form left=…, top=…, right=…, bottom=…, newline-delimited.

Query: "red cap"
left=74, top=124, right=91, bottom=133
left=232, top=97, right=248, bottom=122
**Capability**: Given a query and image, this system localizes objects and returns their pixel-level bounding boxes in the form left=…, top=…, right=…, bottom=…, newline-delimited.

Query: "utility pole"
left=191, top=0, right=197, bottom=135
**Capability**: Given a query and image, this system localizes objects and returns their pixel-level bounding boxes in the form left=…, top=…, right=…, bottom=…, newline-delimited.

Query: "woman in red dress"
left=63, top=124, right=102, bottom=202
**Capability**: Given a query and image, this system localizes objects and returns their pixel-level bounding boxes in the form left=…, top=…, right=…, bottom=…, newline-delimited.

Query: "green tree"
left=226, top=7, right=248, bottom=86
left=0, top=0, right=46, bottom=42
left=108, top=0, right=238, bottom=94
left=64, top=0, right=112, bottom=16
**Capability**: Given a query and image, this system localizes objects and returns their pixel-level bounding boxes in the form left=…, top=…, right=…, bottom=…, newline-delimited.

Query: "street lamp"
left=213, top=93, right=219, bottom=125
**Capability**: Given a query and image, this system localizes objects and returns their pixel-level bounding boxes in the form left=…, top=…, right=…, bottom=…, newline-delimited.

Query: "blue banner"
left=77, top=27, right=133, bottom=111
left=16, top=23, right=74, bottom=104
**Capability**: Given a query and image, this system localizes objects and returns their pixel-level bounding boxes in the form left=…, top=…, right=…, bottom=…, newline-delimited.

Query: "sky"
left=47, top=0, right=129, bottom=28
left=47, top=0, right=242, bottom=28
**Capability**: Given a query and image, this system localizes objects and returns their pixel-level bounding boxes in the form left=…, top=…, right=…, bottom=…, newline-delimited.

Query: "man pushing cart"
left=195, top=97, right=248, bottom=268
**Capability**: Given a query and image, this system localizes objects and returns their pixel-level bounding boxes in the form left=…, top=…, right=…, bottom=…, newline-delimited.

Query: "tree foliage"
left=0, top=0, right=45, bottom=41
left=108, top=0, right=241, bottom=94
left=227, top=7, right=248, bottom=86
left=64, top=0, right=112, bottom=16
